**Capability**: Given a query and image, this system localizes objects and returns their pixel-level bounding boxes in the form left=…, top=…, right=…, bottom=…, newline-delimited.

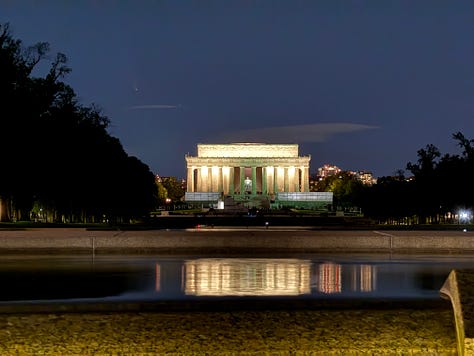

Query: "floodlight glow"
left=458, top=210, right=471, bottom=223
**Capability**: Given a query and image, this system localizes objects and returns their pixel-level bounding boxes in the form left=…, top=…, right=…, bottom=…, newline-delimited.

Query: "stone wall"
left=1, top=229, right=474, bottom=254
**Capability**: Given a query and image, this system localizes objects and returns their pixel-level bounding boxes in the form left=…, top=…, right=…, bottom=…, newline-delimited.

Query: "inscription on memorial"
left=198, top=144, right=299, bottom=158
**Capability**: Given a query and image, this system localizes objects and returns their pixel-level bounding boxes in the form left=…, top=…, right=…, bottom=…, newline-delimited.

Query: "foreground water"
left=0, top=253, right=472, bottom=304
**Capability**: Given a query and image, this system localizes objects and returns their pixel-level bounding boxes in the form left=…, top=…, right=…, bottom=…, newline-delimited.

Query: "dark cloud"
left=216, top=123, right=379, bottom=143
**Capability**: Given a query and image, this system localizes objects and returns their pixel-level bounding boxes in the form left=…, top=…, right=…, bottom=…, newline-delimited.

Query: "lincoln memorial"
left=185, top=143, right=332, bottom=209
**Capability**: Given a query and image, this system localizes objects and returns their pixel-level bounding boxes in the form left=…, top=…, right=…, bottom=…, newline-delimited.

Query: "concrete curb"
left=0, top=228, right=474, bottom=253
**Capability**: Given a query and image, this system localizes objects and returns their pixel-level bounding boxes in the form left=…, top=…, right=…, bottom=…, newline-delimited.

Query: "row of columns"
left=187, top=166, right=310, bottom=194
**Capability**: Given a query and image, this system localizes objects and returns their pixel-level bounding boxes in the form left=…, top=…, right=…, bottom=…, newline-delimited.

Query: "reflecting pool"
left=0, top=254, right=472, bottom=303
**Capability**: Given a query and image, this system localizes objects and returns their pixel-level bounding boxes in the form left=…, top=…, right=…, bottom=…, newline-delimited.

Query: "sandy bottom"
left=0, top=308, right=457, bottom=355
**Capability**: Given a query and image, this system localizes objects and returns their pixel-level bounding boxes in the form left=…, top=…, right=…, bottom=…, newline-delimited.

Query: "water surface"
left=0, top=254, right=471, bottom=303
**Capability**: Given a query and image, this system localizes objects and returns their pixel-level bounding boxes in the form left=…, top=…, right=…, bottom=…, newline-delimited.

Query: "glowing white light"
left=459, top=210, right=471, bottom=223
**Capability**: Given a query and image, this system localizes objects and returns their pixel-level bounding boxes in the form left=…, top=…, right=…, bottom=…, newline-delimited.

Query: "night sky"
left=3, top=1, right=474, bottom=179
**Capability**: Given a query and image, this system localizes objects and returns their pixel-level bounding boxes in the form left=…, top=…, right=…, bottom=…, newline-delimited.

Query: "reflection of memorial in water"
left=352, top=264, right=377, bottom=293
left=184, top=259, right=311, bottom=296
left=155, top=264, right=160, bottom=292
left=313, top=263, right=377, bottom=294
left=317, top=262, right=341, bottom=294
left=157, top=259, right=377, bottom=298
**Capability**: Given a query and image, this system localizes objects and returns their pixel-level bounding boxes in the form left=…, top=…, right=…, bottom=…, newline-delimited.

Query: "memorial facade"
left=185, top=143, right=310, bottom=195
left=185, top=143, right=332, bottom=209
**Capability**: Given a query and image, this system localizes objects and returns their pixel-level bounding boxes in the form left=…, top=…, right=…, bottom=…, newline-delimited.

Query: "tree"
left=156, top=177, right=184, bottom=206
left=156, top=179, right=169, bottom=206
left=316, top=171, right=364, bottom=209
left=405, top=144, right=442, bottom=223
left=0, top=23, right=157, bottom=223
left=360, top=175, right=417, bottom=223
left=453, top=132, right=474, bottom=160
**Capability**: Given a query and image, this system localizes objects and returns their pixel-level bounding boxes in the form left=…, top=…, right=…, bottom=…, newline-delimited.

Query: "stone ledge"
left=0, top=229, right=473, bottom=254
left=0, top=298, right=450, bottom=314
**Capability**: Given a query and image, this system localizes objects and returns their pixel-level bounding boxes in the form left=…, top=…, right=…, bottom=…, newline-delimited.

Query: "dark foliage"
left=157, top=176, right=185, bottom=205
left=360, top=132, right=474, bottom=224
left=0, top=24, right=156, bottom=222
left=316, top=171, right=365, bottom=209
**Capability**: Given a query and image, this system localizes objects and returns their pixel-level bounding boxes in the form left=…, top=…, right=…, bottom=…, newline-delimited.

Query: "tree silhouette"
left=360, top=133, right=474, bottom=224
left=0, top=23, right=156, bottom=223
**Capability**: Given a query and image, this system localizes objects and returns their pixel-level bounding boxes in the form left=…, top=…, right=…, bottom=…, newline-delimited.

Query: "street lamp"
left=458, top=209, right=471, bottom=224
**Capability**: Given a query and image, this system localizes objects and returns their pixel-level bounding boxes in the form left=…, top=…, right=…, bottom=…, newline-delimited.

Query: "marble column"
left=229, top=167, right=234, bottom=195
left=197, top=168, right=202, bottom=192
left=267, top=167, right=273, bottom=194
left=209, top=168, right=215, bottom=192
left=303, top=167, right=309, bottom=192
left=240, top=167, right=245, bottom=195
left=197, top=167, right=202, bottom=192
left=273, top=167, right=278, bottom=193
left=251, top=167, right=257, bottom=195
left=218, top=167, right=223, bottom=193
left=284, top=168, right=289, bottom=192
left=208, top=168, right=213, bottom=192
left=262, top=167, right=267, bottom=194
left=214, top=168, right=219, bottom=192
left=288, top=168, right=295, bottom=192
left=293, top=168, right=299, bottom=192
left=206, top=167, right=212, bottom=192
left=187, top=167, right=194, bottom=192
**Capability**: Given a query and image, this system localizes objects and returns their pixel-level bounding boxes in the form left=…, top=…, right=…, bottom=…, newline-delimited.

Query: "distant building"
left=315, top=165, right=377, bottom=186
left=317, top=164, right=342, bottom=179
left=353, top=171, right=377, bottom=185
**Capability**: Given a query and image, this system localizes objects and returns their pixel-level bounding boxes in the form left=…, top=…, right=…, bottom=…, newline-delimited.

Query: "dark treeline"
left=0, top=24, right=157, bottom=223
left=358, top=133, right=474, bottom=224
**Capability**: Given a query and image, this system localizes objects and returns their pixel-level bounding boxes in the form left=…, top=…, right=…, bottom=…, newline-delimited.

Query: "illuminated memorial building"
left=185, top=143, right=332, bottom=209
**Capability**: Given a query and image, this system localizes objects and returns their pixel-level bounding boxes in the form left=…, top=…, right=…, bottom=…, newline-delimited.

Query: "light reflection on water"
left=184, top=259, right=312, bottom=296
left=182, top=259, right=377, bottom=296
left=0, top=254, right=473, bottom=302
